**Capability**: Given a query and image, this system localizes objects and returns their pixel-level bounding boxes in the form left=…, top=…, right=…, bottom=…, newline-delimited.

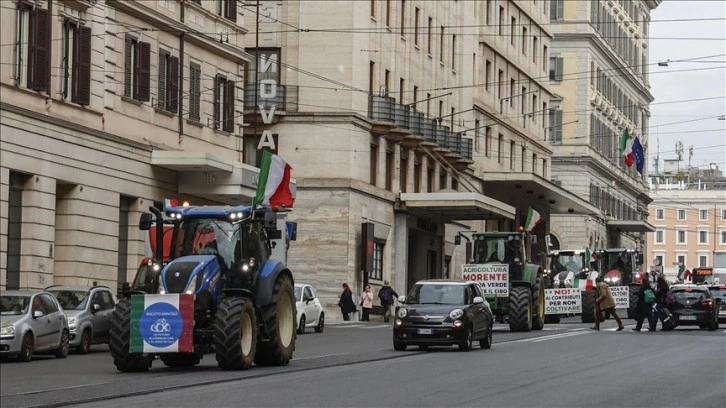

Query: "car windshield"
left=709, top=289, right=726, bottom=300
left=407, top=284, right=465, bottom=305
left=601, top=252, right=633, bottom=273
left=294, top=286, right=302, bottom=302
left=0, top=295, right=30, bottom=315
left=174, top=219, right=239, bottom=271
left=672, top=290, right=709, bottom=304
left=551, top=254, right=584, bottom=273
left=48, top=290, right=89, bottom=310
left=472, top=235, right=521, bottom=264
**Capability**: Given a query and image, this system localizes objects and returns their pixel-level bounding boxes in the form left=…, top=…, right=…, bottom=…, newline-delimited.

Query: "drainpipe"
left=178, top=1, right=185, bottom=139
left=47, top=0, right=52, bottom=98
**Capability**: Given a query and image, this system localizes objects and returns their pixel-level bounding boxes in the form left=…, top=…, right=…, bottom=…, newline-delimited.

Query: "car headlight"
left=0, top=325, right=16, bottom=336
left=67, top=316, right=77, bottom=326
left=449, top=309, right=464, bottom=319
left=397, top=308, right=408, bottom=318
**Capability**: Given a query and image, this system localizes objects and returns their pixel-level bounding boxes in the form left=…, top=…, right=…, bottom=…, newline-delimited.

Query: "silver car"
left=46, top=285, right=117, bottom=354
left=0, top=290, right=70, bottom=362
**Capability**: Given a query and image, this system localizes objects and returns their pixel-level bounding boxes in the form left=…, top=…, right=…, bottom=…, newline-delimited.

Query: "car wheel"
left=709, top=317, right=719, bottom=331
left=18, top=333, right=33, bottom=362
left=459, top=326, right=473, bottom=351
left=78, top=329, right=92, bottom=354
left=393, top=340, right=407, bottom=351
left=480, top=324, right=493, bottom=350
left=314, top=313, right=324, bottom=333
left=297, top=315, right=306, bottom=334
left=55, top=330, right=70, bottom=359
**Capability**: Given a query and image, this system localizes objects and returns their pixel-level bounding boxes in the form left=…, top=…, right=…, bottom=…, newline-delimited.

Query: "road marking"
left=530, top=330, right=590, bottom=342
left=7, top=381, right=118, bottom=396
left=294, top=352, right=349, bottom=361
left=361, top=324, right=391, bottom=329
left=330, top=324, right=365, bottom=328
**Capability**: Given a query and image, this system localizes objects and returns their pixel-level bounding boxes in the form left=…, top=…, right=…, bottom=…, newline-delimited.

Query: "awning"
left=606, top=220, right=656, bottom=233
left=151, top=151, right=234, bottom=172
left=396, top=192, right=515, bottom=221
left=479, top=172, right=600, bottom=215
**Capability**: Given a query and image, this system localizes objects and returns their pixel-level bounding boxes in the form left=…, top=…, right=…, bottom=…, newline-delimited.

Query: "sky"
left=648, top=0, right=726, bottom=173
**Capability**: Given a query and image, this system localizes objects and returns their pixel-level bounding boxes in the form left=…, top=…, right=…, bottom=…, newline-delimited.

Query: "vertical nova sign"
left=130, top=294, right=194, bottom=353
left=257, top=52, right=278, bottom=152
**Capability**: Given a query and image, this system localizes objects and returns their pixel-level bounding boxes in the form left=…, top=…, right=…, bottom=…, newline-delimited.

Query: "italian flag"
left=585, top=248, right=597, bottom=264
left=130, top=294, right=194, bottom=353
left=619, top=129, right=634, bottom=167
left=253, top=150, right=294, bottom=209
left=524, top=207, right=544, bottom=232
left=573, top=278, right=594, bottom=291
left=163, top=198, right=179, bottom=211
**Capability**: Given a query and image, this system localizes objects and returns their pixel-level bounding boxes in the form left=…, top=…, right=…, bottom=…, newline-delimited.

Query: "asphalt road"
left=1, top=317, right=724, bottom=408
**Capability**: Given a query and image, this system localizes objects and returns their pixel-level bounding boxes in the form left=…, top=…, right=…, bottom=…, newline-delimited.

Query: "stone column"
left=19, top=175, right=56, bottom=290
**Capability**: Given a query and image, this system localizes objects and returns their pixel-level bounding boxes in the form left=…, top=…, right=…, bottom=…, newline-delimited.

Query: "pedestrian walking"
left=338, top=283, right=356, bottom=321
left=653, top=276, right=675, bottom=331
left=359, top=285, right=374, bottom=321
left=633, top=278, right=656, bottom=332
left=377, top=281, right=399, bottom=323
left=592, top=276, right=624, bottom=331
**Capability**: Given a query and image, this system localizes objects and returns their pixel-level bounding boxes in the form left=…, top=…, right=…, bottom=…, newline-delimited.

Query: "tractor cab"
left=545, top=250, right=596, bottom=288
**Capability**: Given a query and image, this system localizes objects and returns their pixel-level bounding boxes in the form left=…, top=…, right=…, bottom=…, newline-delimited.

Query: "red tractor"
left=120, top=225, right=173, bottom=297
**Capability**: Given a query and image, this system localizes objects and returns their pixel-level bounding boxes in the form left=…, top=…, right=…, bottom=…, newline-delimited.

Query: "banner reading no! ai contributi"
left=130, top=294, right=194, bottom=353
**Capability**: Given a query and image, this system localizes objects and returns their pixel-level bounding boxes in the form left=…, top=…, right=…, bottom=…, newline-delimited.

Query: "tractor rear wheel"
left=214, top=297, right=257, bottom=370
left=627, top=285, right=639, bottom=319
left=254, top=275, right=296, bottom=366
left=109, top=299, right=153, bottom=372
left=581, top=290, right=596, bottom=323
left=531, top=280, right=545, bottom=330
left=161, top=353, right=201, bottom=368
left=508, top=287, right=532, bottom=332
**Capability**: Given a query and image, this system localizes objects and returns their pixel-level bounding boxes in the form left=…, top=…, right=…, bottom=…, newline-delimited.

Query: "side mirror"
left=92, top=304, right=101, bottom=313
left=139, top=212, right=154, bottom=230
left=33, top=310, right=44, bottom=319
left=454, top=235, right=461, bottom=245
left=637, top=253, right=644, bottom=265
left=121, top=282, right=131, bottom=292
left=473, top=296, right=484, bottom=304
left=398, top=295, right=406, bottom=304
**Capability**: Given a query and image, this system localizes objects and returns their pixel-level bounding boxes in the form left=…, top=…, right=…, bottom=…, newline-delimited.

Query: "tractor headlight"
left=397, top=308, right=408, bottom=318
left=0, top=325, right=16, bottom=336
left=158, top=284, right=166, bottom=294
left=449, top=309, right=464, bottom=320
left=185, top=277, right=198, bottom=295
left=564, top=278, right=572, bottom=286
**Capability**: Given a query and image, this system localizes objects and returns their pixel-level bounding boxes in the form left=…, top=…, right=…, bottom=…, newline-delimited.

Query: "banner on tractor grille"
left=608, top=286, right=630, bottom=309
left=461, top=264, right=509, bottom=297
left=544, top=288, right=581, bottom=314
left=130, top=294, right=194, bottom=353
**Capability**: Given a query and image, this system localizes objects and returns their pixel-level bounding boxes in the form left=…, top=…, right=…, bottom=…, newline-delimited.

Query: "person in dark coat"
left=653, top=276, right=672, bottom=331
left=633, top=278, right=655, bottom=332
left=377, top=281, right=399, bottom=323
left=338, top=283, right=357, bottom=321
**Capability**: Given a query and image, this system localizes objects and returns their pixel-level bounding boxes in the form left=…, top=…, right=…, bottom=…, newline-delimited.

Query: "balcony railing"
left=244, top=83, right=298, bottom=112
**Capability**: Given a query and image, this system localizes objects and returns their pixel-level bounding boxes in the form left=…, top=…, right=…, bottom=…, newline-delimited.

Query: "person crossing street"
left=377, top=281, right=399, bottom=323
left=592, top=276, right=625, bottom=331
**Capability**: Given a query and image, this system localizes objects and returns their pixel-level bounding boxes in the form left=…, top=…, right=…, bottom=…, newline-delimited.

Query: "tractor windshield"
left=173, top=218, right=239, bottom=272
left=550, top=254, right=585, bottom=273
left=601, top=252, right=632, bottom=274
left=472, top=235, right=522, bottom=264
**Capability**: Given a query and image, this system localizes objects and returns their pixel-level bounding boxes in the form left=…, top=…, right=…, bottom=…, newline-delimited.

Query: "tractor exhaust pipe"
left=150, top=206, right=164, bottom=266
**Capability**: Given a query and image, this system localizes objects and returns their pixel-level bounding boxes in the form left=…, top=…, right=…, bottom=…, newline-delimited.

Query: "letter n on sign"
left=361, top=222, right=374, bottom=286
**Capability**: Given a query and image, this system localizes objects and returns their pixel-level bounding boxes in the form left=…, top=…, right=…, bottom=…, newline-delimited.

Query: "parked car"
left=294, top=283, right=324, bottom=334
left=393, top=279, right=493, bottom=351
left=0, top=290, right=69, bottom=362
left=46, top=285, right=117, bottom=353
left=706, top=284, right=726, bottom=323
left=668, top=284, right=720, bottom=331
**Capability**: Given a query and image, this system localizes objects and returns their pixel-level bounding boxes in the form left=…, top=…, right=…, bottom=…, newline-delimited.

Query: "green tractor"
left=462, top=231, right=545, bottom=332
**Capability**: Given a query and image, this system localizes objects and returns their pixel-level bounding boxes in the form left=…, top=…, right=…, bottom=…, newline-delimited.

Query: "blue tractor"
left=110, top=205, right=296, bottom=371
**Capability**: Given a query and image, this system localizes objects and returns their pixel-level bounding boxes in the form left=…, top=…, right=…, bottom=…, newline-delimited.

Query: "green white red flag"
left=163, top=198, right=179, bottom=211
left=130, top=294, right=194, bottom=353
left=619, top=129, right=634, bottom=167
left=524, top=207, right=544, bottom=232
left=573, top=278, right=594, bottom=291
left=253, top=151, right=294, bottom=209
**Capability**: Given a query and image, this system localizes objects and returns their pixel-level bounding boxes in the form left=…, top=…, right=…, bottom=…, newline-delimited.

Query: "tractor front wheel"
left=254, top=275, right=296, bottom=366
left=531, top=280, right=545, bottom=330
left=214, top=297, right=257, bottom=370
left=109, top=299, right=154, bottom=372
left=508, top=287, right=532, bottom=332
left=581, top=290, right=597, bottom=323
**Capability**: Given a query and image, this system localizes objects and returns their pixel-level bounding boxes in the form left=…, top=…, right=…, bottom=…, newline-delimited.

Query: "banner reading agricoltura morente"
left=130, top=294, right=194, bottom=353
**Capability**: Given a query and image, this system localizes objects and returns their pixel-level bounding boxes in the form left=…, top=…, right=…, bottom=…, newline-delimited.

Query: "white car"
left=294, top=284, right=324, bottom=334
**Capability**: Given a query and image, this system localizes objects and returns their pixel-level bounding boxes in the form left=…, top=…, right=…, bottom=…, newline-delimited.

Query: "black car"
left=393, top=280, right=493, bottom=351
left=668, top=284, right=720, bottom=331
left=706, top=284, right=726, bottom=323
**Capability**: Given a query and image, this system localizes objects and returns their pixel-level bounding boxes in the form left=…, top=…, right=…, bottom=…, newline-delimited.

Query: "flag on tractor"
left=130, top=294, right=194, bottom=353
left=632, top=136, right=645, bottom=174
left=619, top=129, right=634, bottom=167
left=585, top=248, right=598, bottom=264
left=524, top=207, right=544, bottom=231
left=253, top=150, right=294, bottom=209
left=573, top=278, right=594, bottom=291
left=163, top=198, right=179, bottom=211
left=677, top=264, right=691, bottom=281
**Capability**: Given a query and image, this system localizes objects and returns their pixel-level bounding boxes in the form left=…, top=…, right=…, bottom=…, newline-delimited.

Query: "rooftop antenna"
left=687, top=145, right=694, bottom=185
left=675, top=141, right=684, bottom=173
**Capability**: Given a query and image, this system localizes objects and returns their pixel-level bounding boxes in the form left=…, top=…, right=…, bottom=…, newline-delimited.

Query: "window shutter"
left=170, top=56, right=179, bottom=114
left=137, top=41, right=151, bottom=101
left=124, top=37, right=132, bottom=97
left=225, top=0, right=237, bottom=22
left=158, top=52, right=167, bottom=109
left=554, top=109, right=563, bottom=142
left=75, top=26, right=92, bottom=106
left=556, top=0, right=564, bottom=20
left=555, top=57, right=563, bottom=81
left=224, top=80, right=235, bottom=132
left=31, top=8, right=50, bottom=92
left=189, top=64, right=200, bottom=121
left=213, top=76, right=220, bottom=128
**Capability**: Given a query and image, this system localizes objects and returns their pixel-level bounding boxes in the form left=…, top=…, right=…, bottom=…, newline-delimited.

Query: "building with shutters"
left=0, top=0, right=254, bottom=291
left=545, top=0, right=660, bottom=254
